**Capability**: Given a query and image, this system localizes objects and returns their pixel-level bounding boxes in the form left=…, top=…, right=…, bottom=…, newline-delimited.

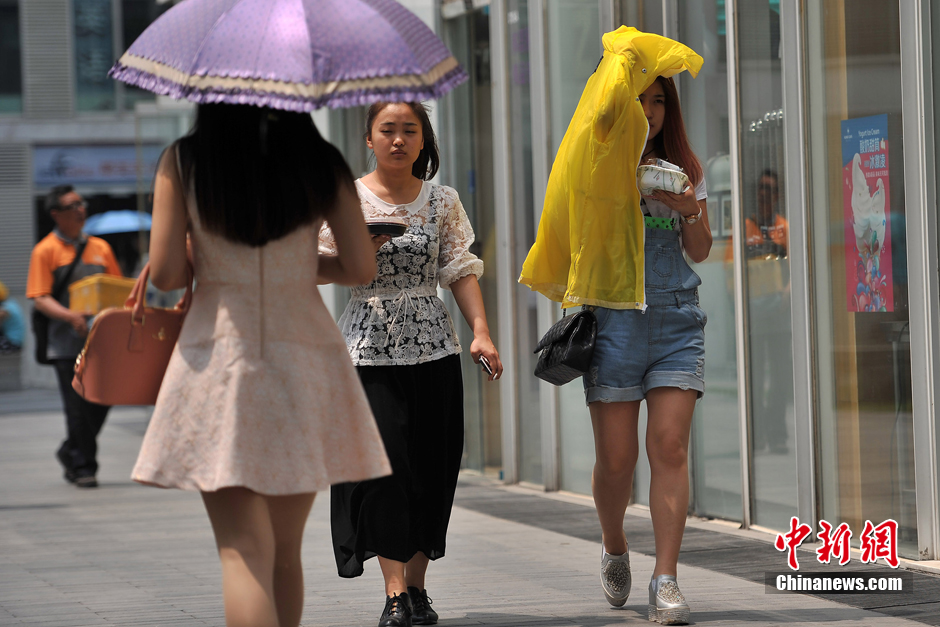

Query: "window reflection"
left=0, top=0, right=21, bottom=113
left=122, top=0, right=170, bottom=110
left=74, top=0, right=116, bottom=111
left=549, top=0, right=602, bottom=495
left=678, top=0, right=741, bottom=521
left=805, top=0, right=916, bottom=556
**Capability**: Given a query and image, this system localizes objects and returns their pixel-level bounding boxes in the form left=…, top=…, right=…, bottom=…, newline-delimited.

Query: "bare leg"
left=644, top=387, right=697, bottom=578
left=589, top=400, right=642, bottom=554
left=202, top=488, right=279, bottom=627
left=378, top=557, right=407, bottom=597
left=267, top=493, right=316, bottom=627
left=404, top=552, right=430, bottom=590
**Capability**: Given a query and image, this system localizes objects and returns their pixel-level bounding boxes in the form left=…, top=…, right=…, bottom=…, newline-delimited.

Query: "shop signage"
left=842, top=114, right=894, bottom=313
left=33, top=145, right=164, bottom=187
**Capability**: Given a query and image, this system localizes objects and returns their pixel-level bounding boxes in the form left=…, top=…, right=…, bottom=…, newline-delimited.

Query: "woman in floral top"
left=320, top=101, right=502, bottom=627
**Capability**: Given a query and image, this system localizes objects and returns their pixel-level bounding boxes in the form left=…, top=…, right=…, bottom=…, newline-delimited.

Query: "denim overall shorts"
left=583, top=226, right=707, bottom=404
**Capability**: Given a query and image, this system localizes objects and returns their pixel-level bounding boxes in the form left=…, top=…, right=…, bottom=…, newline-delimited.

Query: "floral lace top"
left=319, top=180, right=484, bottom=366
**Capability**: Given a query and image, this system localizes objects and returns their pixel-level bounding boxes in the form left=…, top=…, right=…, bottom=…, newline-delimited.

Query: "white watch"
left=683, top=207, right=703, bottom=225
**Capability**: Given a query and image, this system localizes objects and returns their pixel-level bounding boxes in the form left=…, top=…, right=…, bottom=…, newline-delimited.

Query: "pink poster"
left=842, top=115, right=893, bottom=313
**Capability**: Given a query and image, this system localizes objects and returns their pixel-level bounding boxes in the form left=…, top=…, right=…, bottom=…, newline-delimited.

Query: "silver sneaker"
left=648, top=575, right=690, bottom=625
left=600, top=546, right=631, bottom=607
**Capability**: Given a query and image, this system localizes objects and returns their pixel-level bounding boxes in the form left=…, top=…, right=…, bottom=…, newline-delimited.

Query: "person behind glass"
left=746, top=170, right=788, bottom=258
left=136, top=104, right=391, bottom=627
left=723, top=169, right=788, bottom=263
left=321, top=101, right=502, bottom=627
left=26, top=186, right=122, bottom=488
left=588, top=75, right=711, bottom=625
left=745, top=169, right=792, bottom=453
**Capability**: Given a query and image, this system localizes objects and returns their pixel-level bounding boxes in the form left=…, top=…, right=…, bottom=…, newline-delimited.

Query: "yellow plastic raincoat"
left=519, top=27, right=702, bottom=310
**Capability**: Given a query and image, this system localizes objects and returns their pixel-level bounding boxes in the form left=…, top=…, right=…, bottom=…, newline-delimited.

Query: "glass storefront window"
left=121, top=0, right=170, bottom=110
left=738, top=0, right=796, bottom=529
left=440, top=8, right=502, bottom=477
left=507, top=0, right=542, bottom=485
left=933, top=0, right=940, bottom=515
left=546, top=0, right=602, bottom=495
left=0, top=0, right=21, bottom=113
left=74, top=0, right=116, bottom=111
left=678, top=0, right=740, bottom=520
left=618, top=0, right=663, bottom=38
left=805, top=0, right=916, bottom=556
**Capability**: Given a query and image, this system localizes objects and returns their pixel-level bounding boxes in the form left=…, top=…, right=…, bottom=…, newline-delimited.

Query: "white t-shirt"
left=641, top=176, right=708, bottom=231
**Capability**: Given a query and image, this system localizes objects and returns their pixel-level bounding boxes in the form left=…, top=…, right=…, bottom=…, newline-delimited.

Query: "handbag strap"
left=124, top=261, right=194, bottom=323
left=51, top=239, right=88, bottom=301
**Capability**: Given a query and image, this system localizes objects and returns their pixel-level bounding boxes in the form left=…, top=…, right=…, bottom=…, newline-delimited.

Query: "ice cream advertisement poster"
left=842, top=114, right=893, bottom=313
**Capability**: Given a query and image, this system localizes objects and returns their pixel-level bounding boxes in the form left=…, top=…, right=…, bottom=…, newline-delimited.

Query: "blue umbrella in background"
left=84, top=210, right=152, bottom=236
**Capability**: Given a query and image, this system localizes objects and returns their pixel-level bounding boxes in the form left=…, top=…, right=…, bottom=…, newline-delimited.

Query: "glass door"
left=805, top=0, right=916, bottom=556
left=441, top=9, right=503, bottom=477
left=506, top=0, right=543, bottom=485
left=678, top=0, right=741, bottom=521
left=543, top=0, right=603, bottom=495
left=737, top=0, right=797, bottom=529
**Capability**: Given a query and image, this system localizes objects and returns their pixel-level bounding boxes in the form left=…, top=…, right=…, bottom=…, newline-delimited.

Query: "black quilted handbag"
left=533, top=309, right=597, bottom=386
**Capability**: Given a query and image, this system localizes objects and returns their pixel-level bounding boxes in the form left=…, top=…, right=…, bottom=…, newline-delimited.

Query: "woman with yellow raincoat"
left=520, top=28, right=710, bottom=626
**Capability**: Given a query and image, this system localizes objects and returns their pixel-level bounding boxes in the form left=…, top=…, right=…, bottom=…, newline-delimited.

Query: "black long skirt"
left=330, top=354, right=464, bottom=578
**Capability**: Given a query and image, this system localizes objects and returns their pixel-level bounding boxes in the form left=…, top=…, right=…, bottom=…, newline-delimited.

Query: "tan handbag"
left=72, top=262, right=193, bottom=406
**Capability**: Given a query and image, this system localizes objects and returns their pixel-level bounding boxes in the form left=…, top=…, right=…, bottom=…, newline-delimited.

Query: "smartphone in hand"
left=480, top=355, right=493, bottom=376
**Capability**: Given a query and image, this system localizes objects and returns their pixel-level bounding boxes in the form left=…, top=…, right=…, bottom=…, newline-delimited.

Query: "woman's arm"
left=149, top=147, right=190, bottom=291
left=678, top=198, right=711, bottom=263
left=450, top=274, right=503, bottom=381
left=317, top=183, right=377, bottom=286
left=648, top=187, right=712, bottom=263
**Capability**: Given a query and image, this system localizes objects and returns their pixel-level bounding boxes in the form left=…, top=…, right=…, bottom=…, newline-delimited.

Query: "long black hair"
left=178, top=104, right=354, bottom=247
left=364, top=101, right=440, bottom=180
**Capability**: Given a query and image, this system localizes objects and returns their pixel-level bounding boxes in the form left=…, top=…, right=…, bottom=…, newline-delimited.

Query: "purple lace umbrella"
left=108, top=0, right=467, bottom=111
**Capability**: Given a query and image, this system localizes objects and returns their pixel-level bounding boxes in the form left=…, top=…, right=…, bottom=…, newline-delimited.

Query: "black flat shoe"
left=56, top=449, right=76, bottom=484
left=378, top=592, right=412, bottom=627
left=408, top=587, right=438, bottom=625
left=75, top=474, right=98, bottom=488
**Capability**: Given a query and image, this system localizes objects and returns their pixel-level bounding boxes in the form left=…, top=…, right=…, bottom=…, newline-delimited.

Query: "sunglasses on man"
left=57, top=200, right=88, bottom=212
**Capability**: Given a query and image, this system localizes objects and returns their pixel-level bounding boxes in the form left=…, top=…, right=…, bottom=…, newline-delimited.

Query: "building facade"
left=0, top=0, right=938, bottom=561
left=382, top=0, right=939, bottom=563
left=0, top=0, right=189, bottom=388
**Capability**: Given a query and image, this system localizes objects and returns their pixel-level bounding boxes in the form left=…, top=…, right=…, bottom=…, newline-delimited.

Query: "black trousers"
left=53, top=359, right=110, bottom=476
left=331, top=354, right=464, bottom=578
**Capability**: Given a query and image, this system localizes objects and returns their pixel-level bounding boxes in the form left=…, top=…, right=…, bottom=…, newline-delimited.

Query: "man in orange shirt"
left=27, top=185, right=122, bottom=488
left=723, top=171, right=789, bottom=263
left=745, top=170, right=789, bottom=257
left=746, top=170, right=792, bottom=454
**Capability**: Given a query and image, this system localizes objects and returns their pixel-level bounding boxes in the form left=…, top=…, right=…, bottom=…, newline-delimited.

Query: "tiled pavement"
left=1, top=391, right=937, bottom=626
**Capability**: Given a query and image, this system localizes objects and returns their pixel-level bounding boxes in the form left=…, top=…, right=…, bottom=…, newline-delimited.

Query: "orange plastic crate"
left=68, top=274, right=136, bottom=315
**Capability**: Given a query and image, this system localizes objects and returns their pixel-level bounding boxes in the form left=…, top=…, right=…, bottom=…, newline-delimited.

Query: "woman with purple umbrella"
left=320, top=102, right=502, bottom=627
left=108, top=1, right=470, bottom=626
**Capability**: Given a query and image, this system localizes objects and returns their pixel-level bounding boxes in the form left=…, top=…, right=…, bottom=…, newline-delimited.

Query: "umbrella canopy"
left=107, top=0, right=468, bottom=111
left=84, top=210, right=153, bottom=236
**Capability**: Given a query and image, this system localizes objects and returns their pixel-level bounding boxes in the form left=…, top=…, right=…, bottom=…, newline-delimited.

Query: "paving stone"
left=0, top=395, right=935, bottom=626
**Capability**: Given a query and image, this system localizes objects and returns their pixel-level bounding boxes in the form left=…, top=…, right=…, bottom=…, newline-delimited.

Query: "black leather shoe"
left=408, top=587, right=438, bottom=625
left=56, top=448, right=77, bottom=484
left=75, top=474, right=98, bottom=488
left=378, top=592, right=412, bottom=627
